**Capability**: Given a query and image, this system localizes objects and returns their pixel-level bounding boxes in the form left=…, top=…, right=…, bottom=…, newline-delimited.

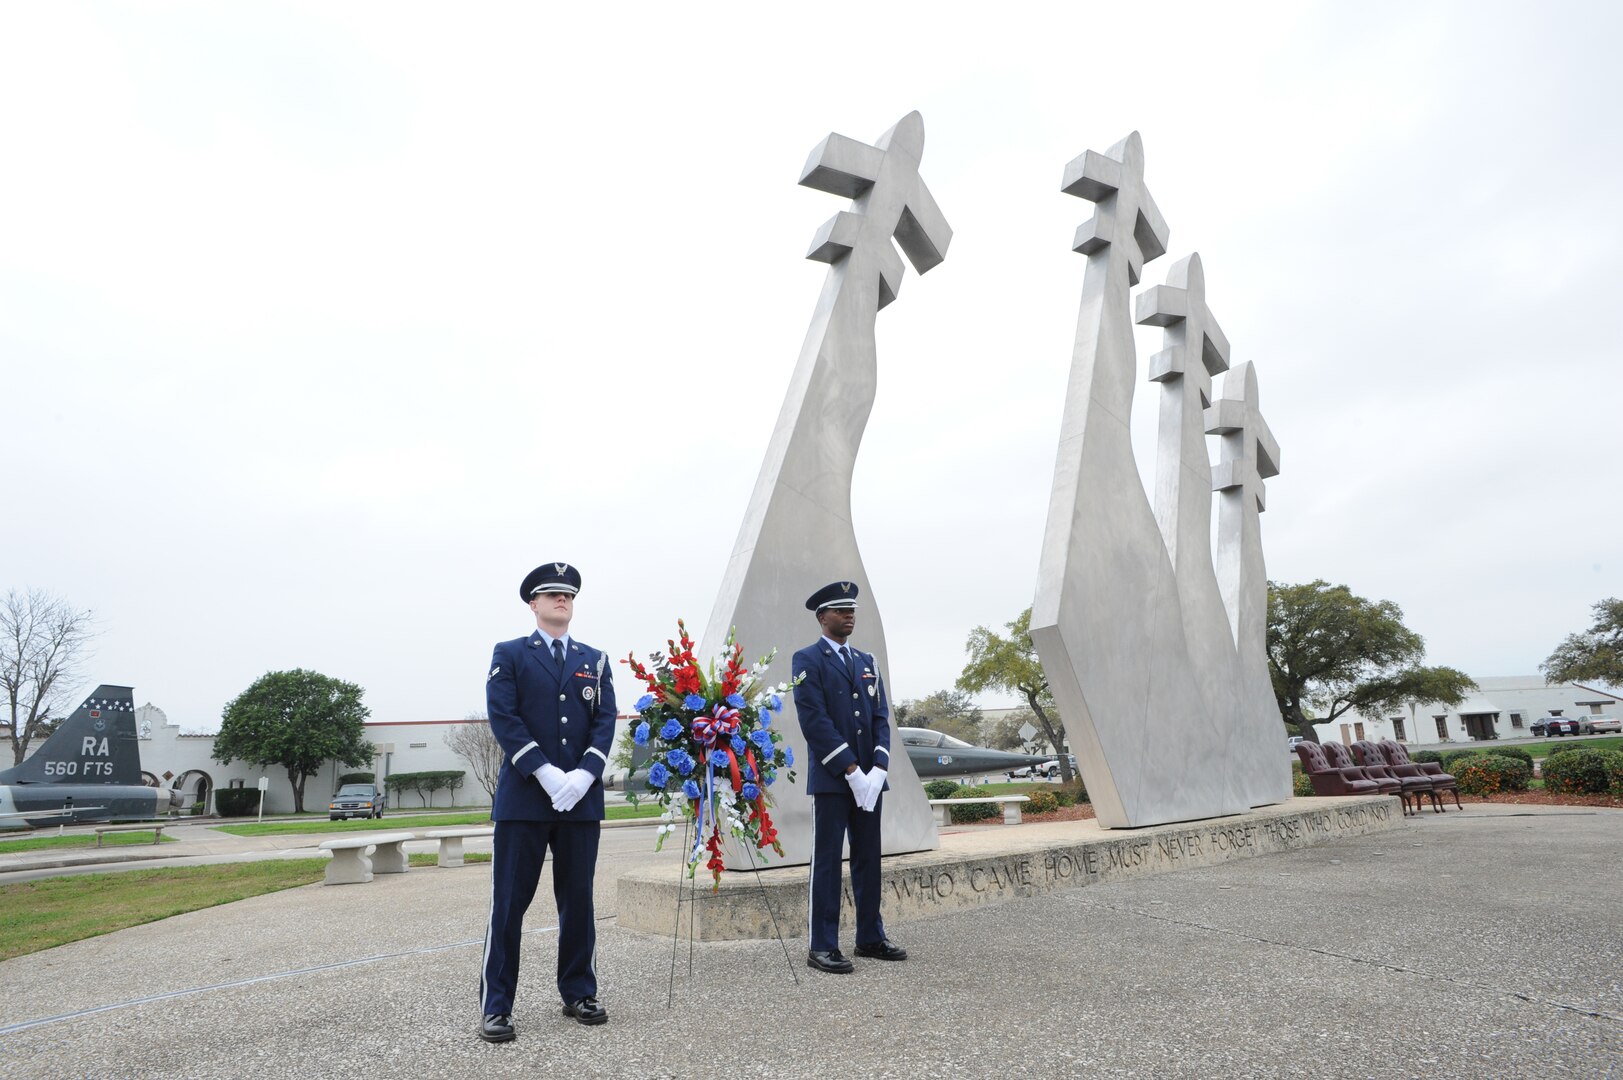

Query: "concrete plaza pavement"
left=1, top=804, right=1619, bottom=1079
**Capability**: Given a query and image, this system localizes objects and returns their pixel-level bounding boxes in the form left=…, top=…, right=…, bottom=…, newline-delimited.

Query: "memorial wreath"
left=623, top=620, right=801, bottom=888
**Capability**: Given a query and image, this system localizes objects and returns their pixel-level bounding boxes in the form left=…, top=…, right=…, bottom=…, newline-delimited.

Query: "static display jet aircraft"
left=899, top=727, right=1052, bottom=779
left=0, top=684, right=183, bottom=827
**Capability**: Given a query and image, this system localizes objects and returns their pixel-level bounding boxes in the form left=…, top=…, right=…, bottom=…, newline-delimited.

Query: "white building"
left=1309, top=677, right=1622, bottom=746
left=134, top=705, right=636, bottom=815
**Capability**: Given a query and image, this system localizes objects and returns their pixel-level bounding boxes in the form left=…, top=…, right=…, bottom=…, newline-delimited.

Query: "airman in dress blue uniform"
left=479, top=562, right=617, bottom=1043
left=792, top=581, right=908, bottom=973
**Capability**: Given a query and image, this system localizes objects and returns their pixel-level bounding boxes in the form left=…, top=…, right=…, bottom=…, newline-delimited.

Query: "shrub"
left=1607, top=754, right=1623, bottom=798
left=385, top=770, right=468, bottom=807
left=1541, top=749, right=1617, bottom=795
left=1452, top=754, right=1532, bottom=796
left=923, top=779, right=959, bottom=800
left=1544, top=741, right=1608, bottom=760
left=337, top=772, right=375, bottom=785
left=1411, top=750, right=1443, bottom=765
left=1440, top=749, right=1483, bottom=773
left=1292, top=770, right=1315, bottom=797
left=1484, top=746, right=1534, bottom=769
left=1024, top=789, right=1060, bottom=815
left=946, top=785, right=999, bottom=823
left=214, top=788, right=261, bottom=817
left=1053, top=779, right=1089, bottom=806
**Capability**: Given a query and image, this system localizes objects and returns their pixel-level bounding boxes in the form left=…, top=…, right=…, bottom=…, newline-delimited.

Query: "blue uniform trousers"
left=807, top=790, right=887, bottom=953
left=481, top=819, right=600, bottom=1015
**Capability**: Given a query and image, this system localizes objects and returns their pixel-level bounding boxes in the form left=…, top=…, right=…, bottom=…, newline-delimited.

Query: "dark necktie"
left=841, top=645, right=857, bottom=682
left=552, top=639, right=565, bottom=673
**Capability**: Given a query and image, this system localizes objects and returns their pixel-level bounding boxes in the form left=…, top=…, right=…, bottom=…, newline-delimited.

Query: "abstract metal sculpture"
left=700, top=112, right=950, bottom=866
left=1032, top=133, right=1288, bottom=828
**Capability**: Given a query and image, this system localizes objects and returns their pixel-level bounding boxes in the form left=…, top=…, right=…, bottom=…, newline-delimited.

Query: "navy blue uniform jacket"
left=791, top=640, right=892, bottom=796
left=486, top=631, right=617, bottom=821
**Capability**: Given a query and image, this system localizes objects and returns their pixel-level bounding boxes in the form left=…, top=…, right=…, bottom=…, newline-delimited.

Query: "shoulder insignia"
left=488, top=666, right=500, bottom=681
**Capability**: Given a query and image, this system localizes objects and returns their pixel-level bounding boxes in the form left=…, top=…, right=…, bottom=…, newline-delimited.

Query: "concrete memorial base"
left=617, top=796, right=1402, bottom=941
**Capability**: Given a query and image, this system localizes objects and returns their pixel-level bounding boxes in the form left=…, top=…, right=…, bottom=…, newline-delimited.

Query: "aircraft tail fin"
left=0, top=685, right=143, bottom=785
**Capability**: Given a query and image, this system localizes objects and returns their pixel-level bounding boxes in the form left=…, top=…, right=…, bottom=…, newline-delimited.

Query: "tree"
left=0, top=588, right=97, bottom=765
left=895, top=688, right=983, bottom=745
left=1267, top=580, right=1476, bottom=743
left=1541, top=597, right=1623, bottom=688
left=214, top=669, right=374, bottom=813
left=445, top=711, right=503, bottom=800
left=956, top=608, right=1074, bottom=783
left=983, top=705, right=1040, bottom=751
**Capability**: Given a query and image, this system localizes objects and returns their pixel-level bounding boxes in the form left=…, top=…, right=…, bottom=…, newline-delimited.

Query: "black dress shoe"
left=479, top=1014, right=515, bottom=1043
left=806, top=949, right=854, bottom=973
left=561, top=996, right=608, bottom=1026
left=854, top=939, right=908, bottom=961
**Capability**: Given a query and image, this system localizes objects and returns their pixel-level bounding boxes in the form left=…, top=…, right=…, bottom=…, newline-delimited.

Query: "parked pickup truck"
left=329, top=783, right=388, bottom=821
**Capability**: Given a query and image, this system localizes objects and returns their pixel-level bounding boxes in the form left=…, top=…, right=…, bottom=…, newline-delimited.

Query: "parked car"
left=1008, top=754, right=1078, bottom=780
left=1543, top=718, right=1581, bottom=737
left=1288, top=736, right=1305, bottom=755
left=1580, top=716, right=1621, bottom=735
left=1529, top=718, right=1550, bottom=737
left=329, top=783, right=388, bottom=820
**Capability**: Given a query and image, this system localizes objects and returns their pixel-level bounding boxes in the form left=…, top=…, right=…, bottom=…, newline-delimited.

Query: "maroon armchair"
left=1322, top=741, right=1410, bottom=813
left=1294, top=742, right=1382, bottom=798
left=1352, top=741, right=1440, bottom=815
left=1380, top=740, right=1461, bottom=811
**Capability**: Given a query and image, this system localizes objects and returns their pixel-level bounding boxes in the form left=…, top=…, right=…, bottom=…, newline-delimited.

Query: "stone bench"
left=928, top=795, right=1030, bottom=826
left=421, top=826, right=494, bottom=867
left=317, top=831, right=415, bottom=885
left=93, top=823, right=165, bottom=847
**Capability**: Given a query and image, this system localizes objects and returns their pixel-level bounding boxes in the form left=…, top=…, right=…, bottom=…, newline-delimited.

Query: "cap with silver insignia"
left=805, top=580, right=860, bottom=612
left=520, top=562, right=582, bottom=601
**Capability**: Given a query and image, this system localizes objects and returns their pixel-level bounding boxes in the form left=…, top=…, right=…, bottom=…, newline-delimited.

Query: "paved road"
left=1, top=803, right=1619, bottom=1078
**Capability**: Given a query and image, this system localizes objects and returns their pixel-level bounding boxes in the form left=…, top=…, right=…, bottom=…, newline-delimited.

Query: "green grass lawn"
left=1527, top=736, right=1621, bottom=759
left=0, top=830, right=175, bottom=855
left=0, top=851, right=498, bottom=961
left=212, top=802, right=661, bottom=837
left=0, top=860, right=329, bottom=961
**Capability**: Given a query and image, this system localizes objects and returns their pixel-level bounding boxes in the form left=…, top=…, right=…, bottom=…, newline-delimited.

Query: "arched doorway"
left=171, top=770, right=214, bottom=815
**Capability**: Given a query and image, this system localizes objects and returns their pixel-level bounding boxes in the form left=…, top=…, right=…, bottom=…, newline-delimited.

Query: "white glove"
left=862, top=768, right=887, bottom=812
left=537, top=763, right=567, bottom=800
left=558, top=768, right=595, bottom=810
left=845, top=767, right=870, bottom=807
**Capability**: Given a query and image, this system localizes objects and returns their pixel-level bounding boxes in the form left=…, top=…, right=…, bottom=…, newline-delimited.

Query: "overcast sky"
left=4, top=2, right=1619, bottom=731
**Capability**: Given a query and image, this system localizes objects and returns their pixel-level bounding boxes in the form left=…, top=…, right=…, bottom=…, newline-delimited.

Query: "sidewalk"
left=1, top=803, right=1618, bottom=1078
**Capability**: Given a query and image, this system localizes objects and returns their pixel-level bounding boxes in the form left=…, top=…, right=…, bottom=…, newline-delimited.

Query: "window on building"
left=1549, top=710, right=1563, bottom=716
left=409, top=741, right=428, bottom=748
left=1510, top=713, right=1523, bottom=729
left=228, top=778, right=245, bottom=789
left=1435, top=716, right=1448, bottom=740
left=1393, top=718, right=1407, bottom=741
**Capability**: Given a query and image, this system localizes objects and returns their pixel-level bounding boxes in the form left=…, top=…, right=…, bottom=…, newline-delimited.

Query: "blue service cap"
left=520, top=562, right=581, bottom=600
left=806, top=581, right=860, bottom=612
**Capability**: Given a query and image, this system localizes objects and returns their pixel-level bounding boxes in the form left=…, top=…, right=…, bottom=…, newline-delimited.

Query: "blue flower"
left=710, top=749, right=730, bottom=766
left=666, top=748, right=693, bottom=775
left=633, top=721, right=650, bottom=746
left=635, top=693, right=655, bottom=712
left=683, top=693, right=706, bottom=711
left=744, top=763, right=757, bottom=781
left=784, top=746, right=795, bottom=767
left=648, top=762, right=670, bottom=789
left=763, top=771, right=776, bottom=787
left=725, top=693, right=746, bottom=709
left=741, top=782, right=760, bottom=800
left=757, top=708, right=771, bottom=727
left=768, top=694, right=783, bottom=712
left=682, top=779, right=700, bottom=800
left=750, top=728, right=773, bottom=752
left=730, top=735, right=747, bottom=755
left=659, top=718, right=683, bottom=740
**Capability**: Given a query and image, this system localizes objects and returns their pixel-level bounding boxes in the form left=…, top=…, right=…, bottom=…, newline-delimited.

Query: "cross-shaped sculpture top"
left=1135, top=253, right=1230, bottom=407
left=798, top=111, right=952, bottom=310
left=1206, top=361, right=1280, bottom=512
left=1061, top=130, right=1169, bottom=287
